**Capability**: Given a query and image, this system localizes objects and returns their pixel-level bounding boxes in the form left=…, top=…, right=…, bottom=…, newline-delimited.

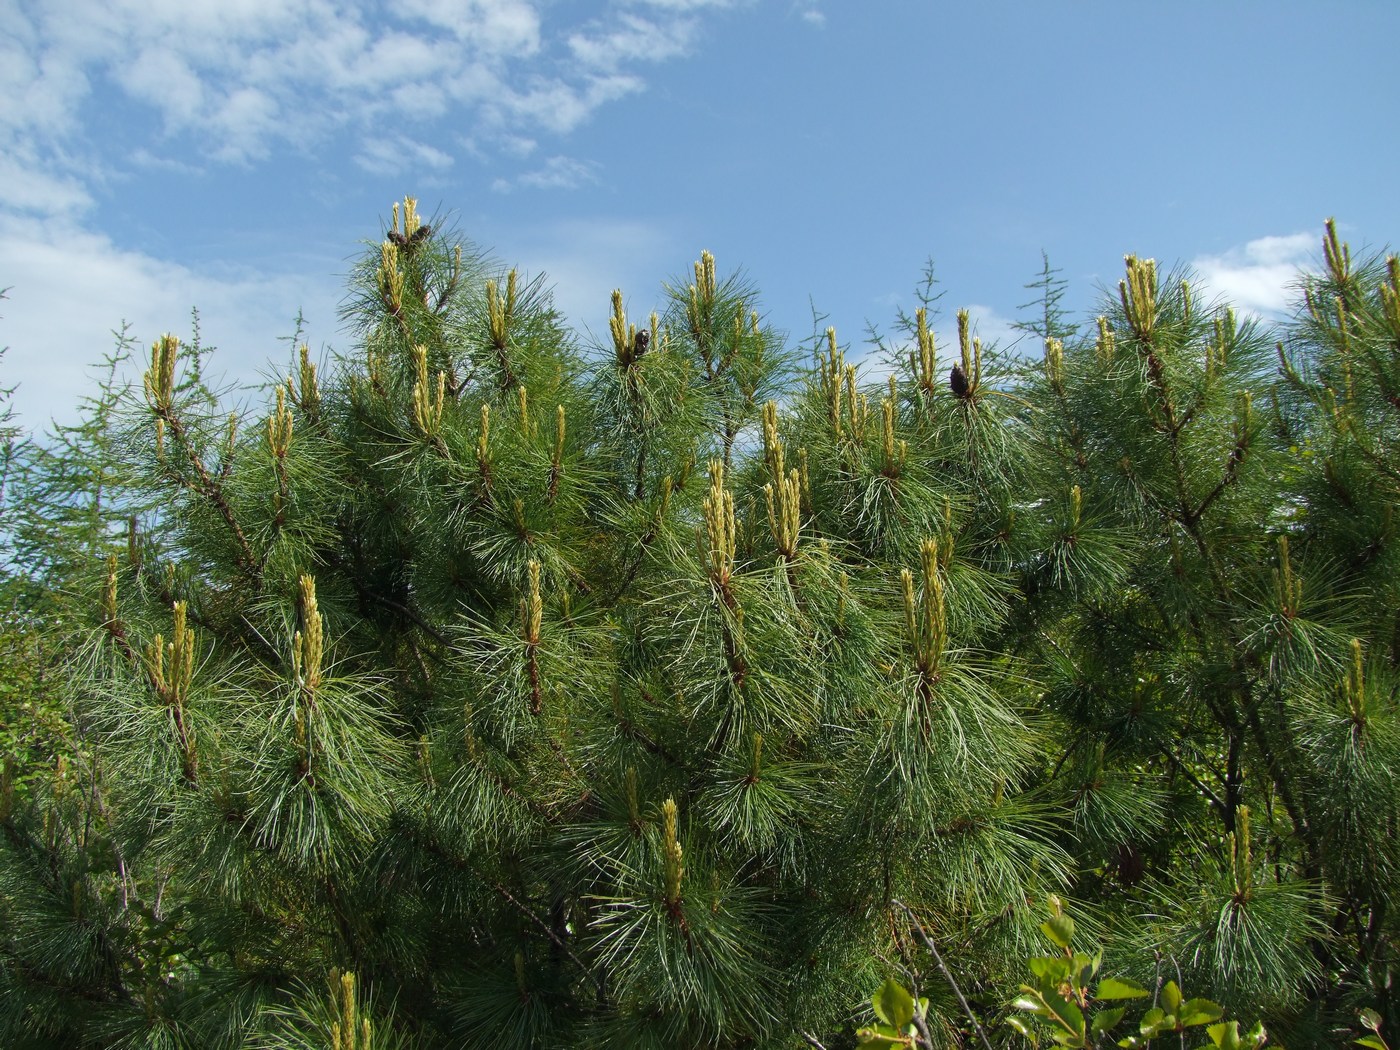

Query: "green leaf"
left=1178, top=998, right=1225, bottom=1027
left=856, top=1025, right=911, bottom=1049
left=1042, top=913, right=1075, bottom=950
left=1014, top=993, right=1049, bottom=1013
left=1161, top=980, right=1182, bottom=1015
left=1055, top=997, right=1086, bottom=1038
left=1095, top=977, right=1150, bottom=1000
left=1092, top=1006, right=1127, bottom=1036
left=873, top=978, right=916, bottom=1030
left=1355, top=1038, right=1388, bottom=1050
left=1030, top=955, right=1071, bottom=983
left=1206, top=1021, right=1241, bottom=1050
left=1006, top=1015, right=1037, bottom=1041
left=1360, top=1010, right=1384, bottom=1032
left=1139, top=1008, right=1167, bottom=1037
left=1071, top=952, right=1096, bottom=990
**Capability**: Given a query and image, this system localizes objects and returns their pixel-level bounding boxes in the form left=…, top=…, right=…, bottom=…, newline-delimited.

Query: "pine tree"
left=2, top=202, right=1396, bottom=1049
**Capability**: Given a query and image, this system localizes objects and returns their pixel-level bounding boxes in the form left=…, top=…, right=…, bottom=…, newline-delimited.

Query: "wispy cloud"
left=3, top=0, right=726, bottom=190
left=492, top=156, right=600, bottom=193
left=356, top=136, right=457, bottom=177
left=792, top=1, right=826, bottom=27
left=568, top=11, right=703, bottom=73
left=1191, top=231, right=1318, bottom=316
left=0, top=213, right=340, bottom=429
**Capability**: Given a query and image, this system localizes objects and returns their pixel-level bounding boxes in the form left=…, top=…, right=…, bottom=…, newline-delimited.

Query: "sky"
left=3, top=0, right=1399, bottom=430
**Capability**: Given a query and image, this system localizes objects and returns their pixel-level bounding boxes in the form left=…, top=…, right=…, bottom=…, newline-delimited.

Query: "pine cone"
left=949, top=363, right=971, bottom=399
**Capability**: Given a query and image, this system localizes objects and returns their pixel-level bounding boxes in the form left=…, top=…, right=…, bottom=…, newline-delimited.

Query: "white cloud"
left=357, top=135, right=457, bottom=177
left=568, top=12, right=700, bottom=73
left=0, top=145, right=93, bottom=218
left=492, top=155, right=600, bottom=193
left=0, top=214, right=340, bottom=430
left=1191, top=231, right=1318, bottom=316
left=501, top=217, right=675, bottom=344
left=4, top=0, right=722, bottom=182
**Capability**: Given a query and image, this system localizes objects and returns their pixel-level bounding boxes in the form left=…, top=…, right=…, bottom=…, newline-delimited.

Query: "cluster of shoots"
left=101, top=554, right=119, bottom=630
left=147, top=603, right=195, bottom=710
left=549, top=403, right=566, bottom=500
left=1119, top=255, right=1160, bottom=342
left=817, top=328, right=869, bottom=441
left=329, top=970, right=373, bottom=1050
left=1379, top=255, right=1400, bottom=341
left=376, top=197, right=429, bottom=314
left=1228, top=806, right=1254, bottom=904
left=146, top=601, right=198, bottom=782
left=610, top=289, right=654, bottom=368
left=912, top=306, right=939, bottom=397
left=293, top=574, right=324, bottom=700
left=880, top=379, right=908, bottom=477
left=687, top=249, right=718, bottom=356
left=1206, top=308, right=1237, bottom=380
left=143, top=334, right=182, bottom=457
left=703, top=459, right=738, bottom=593
left=411, top=345, right=446, bottom=442
left=1066, top=484, right=1083, bottom=532
left=1343, top=638, right=1368, bottom=730
left=1044, top=338, right=1066, bottom=396
left=901, top=538, right=948, bottom=679
left=476, top=404, right=492, bottom=482
left=1322, top=216, right=1353, bottom=303
left=1231, top=390, right=1255, bottom=453
left=520, top=560, right=543, bottom=646
left=953, top=309, right=983, bottom=400
left=1095, top=316, right=1116, bottom=366
left=661, top=796, right=685, bottom=916
left=292, top=574, right=324, bottom=772
left=625, top=765, right=641, bottom=832
left=762, top=401, right=802, bottom=559
left=487, top=269, right=518, bottom=352
left=1273, top=535, right=1302, bottom=620
left=289, top=344, right=321, bottom=421
left=143, top=334, right=180, bottom=417
left=378, top=239, right=405, bottom=315
left=268, top=386, right=294, bottom=518
left=521, top=560, right=544, bottom=714
left=747, top=731, right=764, bottom=785
left=392, top=196, right=423, bottom=241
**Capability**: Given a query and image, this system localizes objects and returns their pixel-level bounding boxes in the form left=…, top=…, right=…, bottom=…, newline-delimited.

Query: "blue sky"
left=3, top=0, right=1398, bottom=428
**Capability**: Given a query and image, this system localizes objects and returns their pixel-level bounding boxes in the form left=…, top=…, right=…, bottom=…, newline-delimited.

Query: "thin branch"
left=892, top=899, right=995, bottom=1050
left=492, top=880, right=605, bottom=1001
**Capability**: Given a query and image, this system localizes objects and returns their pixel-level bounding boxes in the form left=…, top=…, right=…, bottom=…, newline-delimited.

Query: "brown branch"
left=891, top=899, right=995, bottom=1050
